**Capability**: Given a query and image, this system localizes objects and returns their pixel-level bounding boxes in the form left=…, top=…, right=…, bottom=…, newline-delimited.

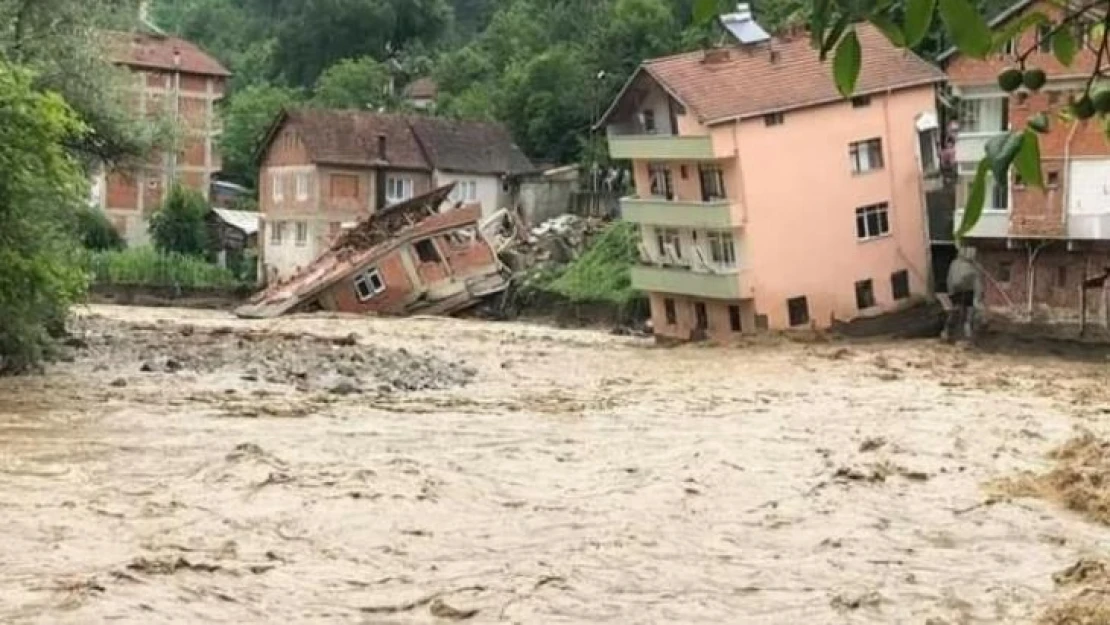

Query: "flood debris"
left=994, top=432, right=1110, bottom=525
left=1040, top=560, right=1110, bottom=625
left=126, top=556, right=221, bottom=575
left=237, top=185, right=512, bottom=319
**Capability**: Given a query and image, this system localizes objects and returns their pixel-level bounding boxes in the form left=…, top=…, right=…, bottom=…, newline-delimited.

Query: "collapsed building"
left=235, top=184, right=514, bottom=319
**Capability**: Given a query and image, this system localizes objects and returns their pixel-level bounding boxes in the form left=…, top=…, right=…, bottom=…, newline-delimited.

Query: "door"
left=694, top=302, right=708, bottom=330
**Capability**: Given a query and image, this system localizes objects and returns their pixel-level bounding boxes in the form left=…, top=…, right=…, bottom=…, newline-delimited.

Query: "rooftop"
left=105, top=31, right=230, bottom=77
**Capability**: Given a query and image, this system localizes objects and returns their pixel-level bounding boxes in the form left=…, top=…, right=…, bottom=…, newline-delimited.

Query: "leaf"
left=869, top=13, right=906, bottom=47
left=821, top=14, right=851, bottom=60
left=1093, top=22, right=1107, bottom=45
left=693, top=0, right=718, bottom=25
left=810, top=0, right=831, bottom=48
left=939, top=0, right=993, bottom=58
left=991, top=11, right=1049, bottom=52
left=833, top=29, right=862, bottom=97
left=1053, top=27, right=1078, bottom=66
left=956, top=158, right=990, bottom=239
left=904, top=0, right=936, bottom=47
left=984, top=131, right=1022, bottom=183
left=1014, top=130, right=1044, bottom=188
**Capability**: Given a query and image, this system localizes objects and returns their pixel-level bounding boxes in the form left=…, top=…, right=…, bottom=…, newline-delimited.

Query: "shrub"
left=81, top=247, right=242, bottom=289
left=149, top=184, right=209, bottom=256
left=548, top=221, right=643, bottom=306
left=74, top=206, right=125, bottom=251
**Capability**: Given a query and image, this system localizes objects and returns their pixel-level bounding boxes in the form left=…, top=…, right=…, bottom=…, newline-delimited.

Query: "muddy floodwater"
left=3, top=305, right=1110, bottom=624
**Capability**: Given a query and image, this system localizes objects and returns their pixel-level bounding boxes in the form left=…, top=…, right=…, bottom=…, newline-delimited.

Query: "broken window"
left=664, top=298, right=677, bottom=325
left=414, top=239, right=441, bottom=263
left=729, top=305, right=742, bottom=332
left=699, top=165, right=727, bottom=201
left=855, top=279, right=876, bottom=310
left=295, top=221, right=308, bottom=247
left=849, top=138, right=884, bottom=174
left=855, top=203, right=891, bottom=240
left=648, top=163, right=673, bottom=199
left=354, top=268, right=386, bottom=301
left=891, top=270, right=910, bottom=300
left=787, top=296, right=810, bottom=327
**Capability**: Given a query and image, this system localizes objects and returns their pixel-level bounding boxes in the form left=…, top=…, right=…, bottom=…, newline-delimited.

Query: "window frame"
left=787, top=296, right=810, bottom=327
left=655, top=227, right=682, bottom=261
left=295, top=172, right=309, bottom=201
left=855, top=202, right=891, bottom=241
left=855, top=278, right=877, bottom=310
left=648, top=163, right=674, bottom=200
left=294, top=221, right=308, bottom=247
left=354, top=268, right=386, bottom=301
left=706, top=231, right=736, bottom=267
left=272, top=173, right=284, bottom=202
left=663, top=298, right=677, bottom=325
left=386, top=176, right=415, bottom=205
left=642, top=109, right=657, bottom=134
left=890, top=270, right=911, bottom=300
left=763, top=112, right=785, bottom=126
left=849, top=138, right=885, bottom=174
left=851, top=95, right=872, bottom=108
left=270, top=220, right=285, bottom=245
left=728, top=305, right=742, bottom=333
left=698, top=164, right=727, bottom=201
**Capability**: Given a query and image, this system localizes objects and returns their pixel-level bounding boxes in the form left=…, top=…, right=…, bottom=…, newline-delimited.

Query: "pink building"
left=599, top=7, right=945, bottom=341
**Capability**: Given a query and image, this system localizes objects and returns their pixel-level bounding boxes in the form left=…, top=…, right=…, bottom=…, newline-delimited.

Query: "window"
left=698, top=165, right=727, bottom=200
left=694, top=302, right=708, bottom=330
left=664, top=298, right=677, bottom=325
left=918, top=128, right=939, bottom=173
left=1002, top=38, right=1016, bottom=56
left=414, top=239, right=440, bottom=263
left=998, top=261, right=1013, bottom=283
left=354, top=268, right=386, bottom=301
left=855, top=279, right=876, bottom=310
left=707, top=231, right=736, bottom=266
left=1048, top=171, right=1060, bottom=187
left=642, top=109, right=656, bottom=134
left=296, top=173, right=309, bottom=201
left=787, top=296, right=809, bottom=327
left=270, top=221, right=285, bottom=245
left=656, top=227, right=682, bottom=261
left=386, top=177, right=414, bottom=205
left=295, top=221, right=308, bottom=247
left=855, top=203, right=891, bottom=240
left=1038, top=25, right=1053, bottom=52
left=729, top=305, right=742, bottom=332
left=648, top=163, right=673, bottom=199
left=450, top=180, right=478, bottom=203
left=891, top=270, right=910, bottom=300
left=330, top=174, right=359, bottom=199
left=992, top=171, right=1009, bottom=209
left=272, top=173, right=284, bottom=202
left=851, top=95, right=872, bottom=108
left=958, top=98, right=1008, bottom=133
left=1057, top=265, right=1069, bottom=288
left=849, top=138, right=884, bottom=174
left=764, top=112, right=785, bottom=126
left=1073, top=19, right=1090, bottom=49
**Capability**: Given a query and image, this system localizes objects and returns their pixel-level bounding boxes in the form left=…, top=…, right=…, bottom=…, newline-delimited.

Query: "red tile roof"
left=404, top=77, right=438, bottom=99
left=631, top=24, right=943, bottom=124
left=106, top=31, right=230, bottom=77
left=283, top=110, right=431, bottom=170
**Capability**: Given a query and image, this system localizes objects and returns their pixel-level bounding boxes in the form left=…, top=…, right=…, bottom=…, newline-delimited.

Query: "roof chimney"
left=377, top=134, right=387, bottom=161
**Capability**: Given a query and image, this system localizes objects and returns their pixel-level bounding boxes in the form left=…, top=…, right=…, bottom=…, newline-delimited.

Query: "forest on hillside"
left=152, top=0, right=1011, bottom=187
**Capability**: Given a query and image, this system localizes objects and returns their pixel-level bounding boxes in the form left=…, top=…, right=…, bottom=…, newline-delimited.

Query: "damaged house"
left=256, top=109, right=533, bottom=284
left=235, top=184, right=512, bottom=319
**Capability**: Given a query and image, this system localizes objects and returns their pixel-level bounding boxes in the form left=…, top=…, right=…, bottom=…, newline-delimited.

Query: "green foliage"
left=832, top=29, right=860, bottom=97
left=81, top=247, right=242, bottom=288
left=74, top=207, right=125, bottom=251
left=549, top=221, right=643, bottom=306
left=219, top=84, right=304, bottom=186
left=312, top=56, right=393, bottom=109
left=149, top=185, right=209, bottom=256
left=0, top=61, right=89, bottom=374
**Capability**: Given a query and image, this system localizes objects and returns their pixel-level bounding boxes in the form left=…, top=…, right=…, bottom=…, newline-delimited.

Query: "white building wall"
left=434, top=171, right=503, bottom=218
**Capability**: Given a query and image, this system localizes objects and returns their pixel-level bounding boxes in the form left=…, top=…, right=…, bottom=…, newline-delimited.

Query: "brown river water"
left=2, top=305, right=1110, bottom=624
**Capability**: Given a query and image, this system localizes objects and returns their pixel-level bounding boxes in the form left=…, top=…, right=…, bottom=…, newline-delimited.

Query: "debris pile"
left=994, top=432, right=1110, bottom=525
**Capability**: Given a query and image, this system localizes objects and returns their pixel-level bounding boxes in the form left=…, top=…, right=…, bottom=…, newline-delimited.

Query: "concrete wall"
left=648, top=293, right=756, bottom=342
left=978, top=244, right=1110, bottom=318
left=721, top=86, right=936, bottom=329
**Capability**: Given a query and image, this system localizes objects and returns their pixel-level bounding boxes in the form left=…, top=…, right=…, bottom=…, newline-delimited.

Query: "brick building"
left=91, top=31, right=229, bottom=246
left=943, top=0, right=1110, bottom=318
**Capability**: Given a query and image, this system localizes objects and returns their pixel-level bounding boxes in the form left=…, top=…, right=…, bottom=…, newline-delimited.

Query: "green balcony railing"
left=631, top=265, right=750, bottom=300
left=620, top=197, right=734, bottom=228
left=608, top=134, right=716, bottom=160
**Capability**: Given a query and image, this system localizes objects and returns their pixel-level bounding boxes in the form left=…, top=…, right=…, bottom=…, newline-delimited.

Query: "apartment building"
left=599, top=5, right=944, bottom=341
left=93, top=31, right=229, bottom=246
left=256, top=110, right=533, bottom=283
left=943, top=0, right=1110, bottom=318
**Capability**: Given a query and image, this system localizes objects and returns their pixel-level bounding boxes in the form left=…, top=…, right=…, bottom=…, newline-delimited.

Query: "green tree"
left=313, top=56, right=393, bottom=109
left=74, top=207, right=125, bottom=251
left=219, top=84, right=304, bottom=186
left=0, top=61, right=89, bottom=374
left=149, top=185, right=209, bottom=256
left=499, top=45, right=593, bottom=164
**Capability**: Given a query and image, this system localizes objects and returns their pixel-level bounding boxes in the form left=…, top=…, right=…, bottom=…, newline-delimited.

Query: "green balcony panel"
left=621, top=197, right=734, bottom=228
left=631, top=265, right=750, bottom=300
left=608, top=135, right=715, bottom=160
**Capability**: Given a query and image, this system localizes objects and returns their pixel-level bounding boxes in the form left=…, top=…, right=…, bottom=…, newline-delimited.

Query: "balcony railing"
left=631, top=264, right=751, bottom=300
left=620, top=196, right=734, bottom=228
left=954, top=131, right=1006, bottom=163
left=608, top=134, right=716, bottom=160
left=952, top=209, right=1010, bottom=238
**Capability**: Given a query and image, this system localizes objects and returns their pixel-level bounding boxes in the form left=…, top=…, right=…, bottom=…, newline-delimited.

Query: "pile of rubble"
left=502, top=213, right=611, bottom=270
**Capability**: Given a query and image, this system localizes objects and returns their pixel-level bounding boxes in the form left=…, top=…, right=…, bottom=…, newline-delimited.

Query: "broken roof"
left=105, top=31, right=230, bottom=77
left=409, top=116, right=535, bottom=176
left=601, top=24, right=943, bottom=126
left=236, top=184, right=466, bottom=319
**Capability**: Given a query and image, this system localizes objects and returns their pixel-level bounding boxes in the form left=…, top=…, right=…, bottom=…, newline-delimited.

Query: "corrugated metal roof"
left=212, top=208, right=260, bottom=236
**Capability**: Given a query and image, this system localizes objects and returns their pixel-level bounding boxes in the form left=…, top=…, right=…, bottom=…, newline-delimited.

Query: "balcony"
left=631, top=264, right=752, bottom=300
left=1068, top=213, right=1110, bottom=239
left=621, top=197, right=734, bottom=228
left=953, top=209, right=1010, bottom=238
left=954, top=131, right=1006, bottom=164
left=608, top=134, right=715, bottom=161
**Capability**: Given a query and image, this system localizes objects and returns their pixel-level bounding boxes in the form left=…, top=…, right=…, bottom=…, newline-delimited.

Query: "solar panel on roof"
left=719, top=3, right=770, bottom=44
